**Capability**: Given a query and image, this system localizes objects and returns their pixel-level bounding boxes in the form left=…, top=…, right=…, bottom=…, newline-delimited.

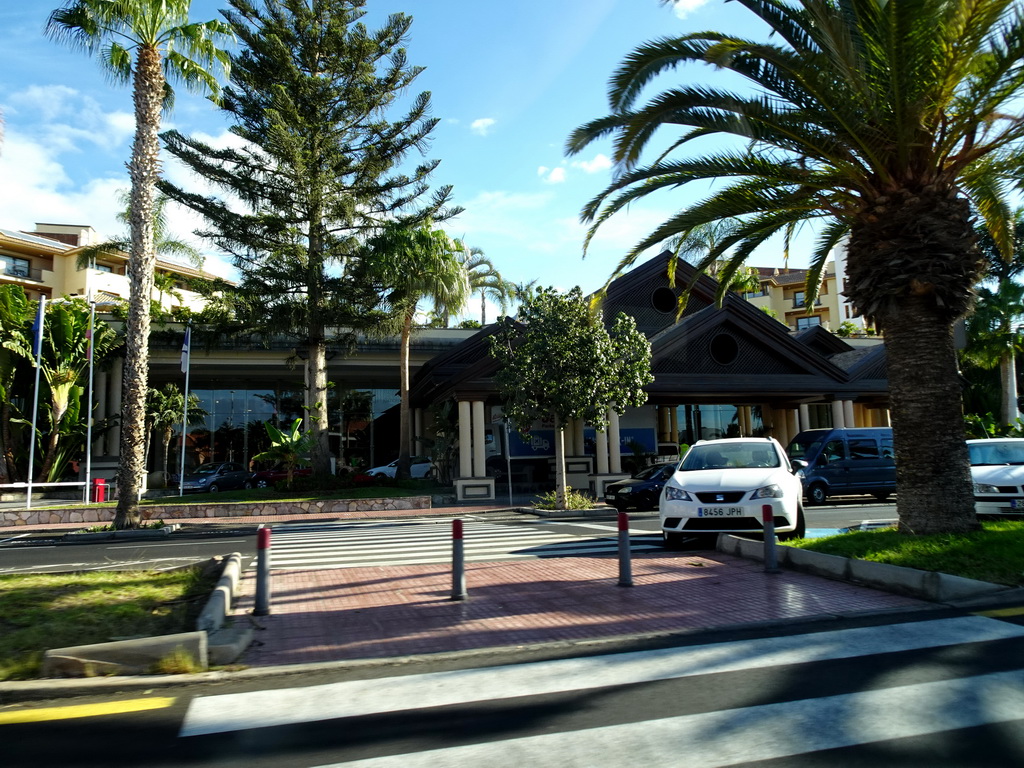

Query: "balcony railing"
left=0, top=263, right=44, bottom=282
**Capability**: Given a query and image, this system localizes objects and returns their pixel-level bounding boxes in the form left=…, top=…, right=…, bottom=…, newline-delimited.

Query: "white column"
left=798, top=404, right=810, bottom=432
left=458, top=400, right=472, bottom=478
left=472, top=400, right=486, bottom=477
left=595, top=427, right=610, bottom=474
left=831, top=400, right=846, bottom=429
left=413, top=408, right=424, bottom=455
left=883, top=408, right=891, bottom=427
left=609, top=408, right=622, bottom=474
left=572, top=418, right=585, bottom=455
left=843, top=399, right=856, bottom=429
left=93, top=369, right=109, bottom=455
left=108, top=357, right=123, bottom=454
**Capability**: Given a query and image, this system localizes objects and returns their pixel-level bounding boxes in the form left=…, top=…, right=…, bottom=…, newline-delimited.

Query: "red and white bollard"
left=451, top=519, right=468, bottom=601
left=618, top=511, right=633, bottom=587
left=254, top=525, right=272, bottom=615
left=762, top=504, right=780, bottom=574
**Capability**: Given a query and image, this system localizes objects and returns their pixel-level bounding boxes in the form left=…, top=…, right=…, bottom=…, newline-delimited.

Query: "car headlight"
left=664, top=486, right=692, bottom=502
left=796, top=469, right=805, bottom=479
left=753, top=484, right=785, bottom=499
left=618, top=486, right=632, bottom=493
left=973, top=482, right=1000, bottom=494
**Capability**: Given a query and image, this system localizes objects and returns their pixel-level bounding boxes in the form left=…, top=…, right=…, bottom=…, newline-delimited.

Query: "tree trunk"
left=115, top=45, right=163, bottom=529
left=553, top=414, right=567, bottom=510
left=396, top=311, right=413, bottom=479
left=306, top=339, right=331, bottom=477
left=1000, top=352, right=1019, bottom=427
left=882, top=294, right=978, bottom=534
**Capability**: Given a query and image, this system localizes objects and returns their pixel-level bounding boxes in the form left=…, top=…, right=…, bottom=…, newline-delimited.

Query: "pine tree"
left=161, top=0, right=459, bottom=477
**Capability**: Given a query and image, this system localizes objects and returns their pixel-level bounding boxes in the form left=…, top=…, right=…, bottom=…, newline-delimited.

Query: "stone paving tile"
left=233, top=552, right=928, bottom=667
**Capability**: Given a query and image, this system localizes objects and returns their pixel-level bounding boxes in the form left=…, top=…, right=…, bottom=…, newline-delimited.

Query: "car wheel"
left=374, top=472, right=387, bottom=479
left=662, top=530, right=684, bottom=550
left=806, top=483, right=827, bottom=506
left=209, top=483, right=220, bottom=493
left=243, top=481, right=253, bottom=490
left=257, top=479, right=270, bottom=488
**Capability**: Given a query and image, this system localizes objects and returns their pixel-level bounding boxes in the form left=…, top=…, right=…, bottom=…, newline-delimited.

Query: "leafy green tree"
left=963, top=280, right=1024, bottom=426
left=35, top=298, right=121, bottom=482
left=161, top=0, right=458, bottom=480
left=369, top=220, right=469, bottom=478
left=0, top=286, right=34, bottom=482
left=47, top=0, right=232, bottom=528
left=489, top=287, right=653, bottom=509
left=567, top=0, right=1024, bottom=535
left=251, top=418, right=314, bottom=488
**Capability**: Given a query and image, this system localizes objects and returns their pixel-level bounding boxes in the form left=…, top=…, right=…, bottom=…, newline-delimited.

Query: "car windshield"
left=680, top=443, right=781, bottom=470
left=969, top=441, right=1024, bottom=465
left=634, top=464, right=670, bottom=480
left=786, top=436, right=823, bottom=461
left=191, top=464, right=220, bottom=475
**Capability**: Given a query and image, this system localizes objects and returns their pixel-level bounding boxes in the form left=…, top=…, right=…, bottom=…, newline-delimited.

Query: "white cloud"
left=671, top=0, right=711, bottom=19
left=572, top=153, right=612, bottom=174
left=6, top=85, right=135, bottom=154
left=470, top=117, right=496, bottom=136
left=542, top=166, right=566, bottom=184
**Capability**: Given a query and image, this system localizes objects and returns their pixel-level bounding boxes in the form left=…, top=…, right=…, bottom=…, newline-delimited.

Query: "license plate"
left=697, top=507, right=744, bottom=517
left=1013, top=500, right=1022, bottom=509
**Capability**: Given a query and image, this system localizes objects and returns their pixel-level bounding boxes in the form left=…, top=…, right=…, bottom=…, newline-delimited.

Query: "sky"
left=0, top=0, right=790, bottom=321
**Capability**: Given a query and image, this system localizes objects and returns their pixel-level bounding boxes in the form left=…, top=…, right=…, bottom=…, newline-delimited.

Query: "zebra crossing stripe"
left=179, top=615, right=1024, bottom=737
left=312, top=669, right=1024, bottom=768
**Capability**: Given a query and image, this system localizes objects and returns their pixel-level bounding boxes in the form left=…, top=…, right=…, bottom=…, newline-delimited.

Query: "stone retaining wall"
left=1, top=496, right=433, bottom=528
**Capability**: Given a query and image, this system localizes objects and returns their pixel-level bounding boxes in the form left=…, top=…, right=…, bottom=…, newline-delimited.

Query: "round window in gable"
left=709, top=333, right=739, bottom=366
left=652, top=286, right=677, bottom=313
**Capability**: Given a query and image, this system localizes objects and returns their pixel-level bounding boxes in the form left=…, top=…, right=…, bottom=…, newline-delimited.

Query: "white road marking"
left=180, top=615, right=1024, bottom=737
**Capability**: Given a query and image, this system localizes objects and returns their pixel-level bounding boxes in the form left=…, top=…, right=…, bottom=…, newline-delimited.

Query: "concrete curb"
left=38, top=553, right=251, bottom=679
left=718, top=534, right=1013, bottom=603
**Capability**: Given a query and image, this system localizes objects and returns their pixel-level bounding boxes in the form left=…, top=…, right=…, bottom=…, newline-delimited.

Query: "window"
left=848, top=439, right=880, bottom=460
left=95, top=264, right=113, bottom=273
left=793, top=290, right=806, bottom=307
left=0, top=255, right=30, bottom=278
left=823, top=440, right=845, bottom=463
left=796, top=316, right=821, bottom=329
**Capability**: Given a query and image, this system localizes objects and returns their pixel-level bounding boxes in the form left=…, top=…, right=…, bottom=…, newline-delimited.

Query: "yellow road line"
left=974, top=607, right=1024, bottom=618
left=0, top=697, right=176, bottom=725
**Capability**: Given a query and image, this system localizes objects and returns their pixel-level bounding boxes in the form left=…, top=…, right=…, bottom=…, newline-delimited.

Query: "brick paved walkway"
left=232, top=552, right=928, bottom=667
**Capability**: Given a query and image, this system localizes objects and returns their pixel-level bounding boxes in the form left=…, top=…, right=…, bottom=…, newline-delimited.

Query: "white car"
left=659, top=437, right=806, bottom=547
left=968, top=438, right=1024, bottom=516
left=366, top=456, right=435, bottom=479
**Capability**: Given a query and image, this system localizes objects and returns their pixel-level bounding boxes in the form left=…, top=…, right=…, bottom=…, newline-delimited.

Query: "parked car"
left=659, top=437, right=805, bottom=547
left=786, top=427, right=896, bottom=505
left=251, top=463, right=313, bottom=488
left=180, top=462, right=253, bottom=493
left=604, top=462, right=677, bottom=511
left=969, top=438, right=1024, bottom=516
left=366, top=456, right=435, bottom=479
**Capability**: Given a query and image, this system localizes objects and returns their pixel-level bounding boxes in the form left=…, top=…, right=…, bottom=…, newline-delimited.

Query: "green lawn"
left=788, top=520, right=1024, bottom=587
left=0, top=567, right=216, bottom=680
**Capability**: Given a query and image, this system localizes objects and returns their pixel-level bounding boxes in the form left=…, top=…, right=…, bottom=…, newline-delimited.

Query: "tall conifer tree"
left=161, top=0, right=459, bottom=476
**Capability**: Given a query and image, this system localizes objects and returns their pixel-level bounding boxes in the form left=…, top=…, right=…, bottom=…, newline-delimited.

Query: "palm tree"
left=963, top=280, right=1024, bottom=427
left=567, top=0, right=1024, bottom=535
left=458, top=245, right=512, bottom=326
left=146, top=384, right=207, bottom=481
left=369, top=221, right=470, bottom=478
left=47, top=1, right=231, bottom=528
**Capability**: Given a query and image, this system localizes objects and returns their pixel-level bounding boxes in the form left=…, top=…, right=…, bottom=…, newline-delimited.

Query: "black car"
left=180, top=462, right=253, bottom=493
left=604, top=462, right=677, bottom=511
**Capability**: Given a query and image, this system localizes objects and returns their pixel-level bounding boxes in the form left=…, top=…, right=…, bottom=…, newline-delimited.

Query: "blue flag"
left=30, top=297, right=46, bottom=358
left=180, top=326, right=191, bottom=373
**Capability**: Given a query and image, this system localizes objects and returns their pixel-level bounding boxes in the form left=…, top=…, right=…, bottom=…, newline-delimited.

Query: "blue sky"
left=0, top=0, right=790, bottom=318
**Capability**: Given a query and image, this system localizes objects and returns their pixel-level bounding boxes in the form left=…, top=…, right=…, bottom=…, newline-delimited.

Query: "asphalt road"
left=4, top=609, right=1024, bottom=767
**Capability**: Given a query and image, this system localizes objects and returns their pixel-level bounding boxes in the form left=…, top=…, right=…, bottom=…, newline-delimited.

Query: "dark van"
left=786, top=428, right=896, bottom=505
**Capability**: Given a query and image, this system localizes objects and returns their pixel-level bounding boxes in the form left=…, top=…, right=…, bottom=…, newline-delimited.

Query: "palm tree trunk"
left=1000, top=352, right=1019, bottom=426
left=397, top=310, right=414, bottom=479
left=115, top=45, right=163, bottom=529
left=553, top=414, right=567, bottom=510
left=882, top=294, right=978, bottom=535
left=480, top=290, right=486, bottom=325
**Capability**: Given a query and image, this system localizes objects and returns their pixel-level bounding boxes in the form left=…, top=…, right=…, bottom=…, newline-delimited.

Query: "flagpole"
left=84, top=293, right=96, bottom=504
left=179, top=324, right=191, bottom=497
left=26, top=296, right=46, bottom=511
